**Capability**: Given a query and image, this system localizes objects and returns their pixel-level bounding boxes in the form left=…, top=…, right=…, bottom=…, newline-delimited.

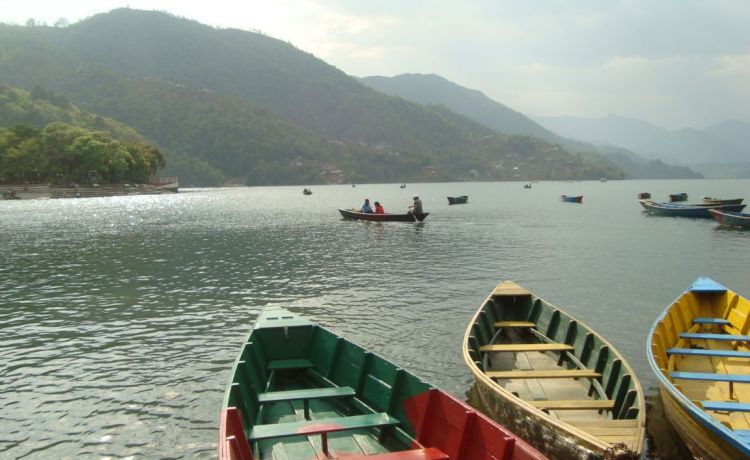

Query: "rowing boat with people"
left=338, top=208, right=429, bottom=222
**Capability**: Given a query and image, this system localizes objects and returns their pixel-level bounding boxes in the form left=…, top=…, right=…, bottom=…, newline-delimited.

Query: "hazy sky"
left=1, top=0, right=749, bottom=130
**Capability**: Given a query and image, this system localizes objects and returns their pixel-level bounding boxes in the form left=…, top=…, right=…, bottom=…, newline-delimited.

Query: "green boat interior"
left=225, top=307, right=436, bottom=459
left=466, top=281, right=643, bottom=452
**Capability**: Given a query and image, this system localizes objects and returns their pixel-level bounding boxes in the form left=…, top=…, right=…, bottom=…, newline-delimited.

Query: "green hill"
left=0, top=9, right=624, bottom=184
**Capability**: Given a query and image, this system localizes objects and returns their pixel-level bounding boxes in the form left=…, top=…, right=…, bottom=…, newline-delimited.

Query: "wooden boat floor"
left=671, top=339, right=750, bottom=431
left=257, top=376, right=406, bottom=459
left=487, top=345, right=641, bottom=450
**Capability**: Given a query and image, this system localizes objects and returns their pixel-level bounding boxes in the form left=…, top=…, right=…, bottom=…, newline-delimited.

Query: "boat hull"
left=647, top=277, right=750, bottom=459
left=702, top=197, right=743, bottom=205
left=669, top=193, right=688, bottom=202
left=561, top=195, right=583, bottom=203
left=338, top=208, right=429, bottom=222
left=447, top=196, right=468, bottom=205
left=709, top=209, right=750, bottom=228
left=462, top=281, right=645, bottom=460
left=639, top=199, right=746, bottom=218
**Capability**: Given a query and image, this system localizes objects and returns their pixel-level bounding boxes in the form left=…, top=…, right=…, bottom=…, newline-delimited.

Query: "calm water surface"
left=2, top=180, right=749, bottom=459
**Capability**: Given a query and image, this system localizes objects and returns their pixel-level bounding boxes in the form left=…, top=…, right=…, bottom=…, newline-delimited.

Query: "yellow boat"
left=463, top=280, right=645, bottom=459
left=648, top=277, right=750, bottom=459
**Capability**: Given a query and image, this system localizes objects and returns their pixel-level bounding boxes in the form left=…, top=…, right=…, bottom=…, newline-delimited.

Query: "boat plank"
left=487, top=369, right=601, bottom=379
left=343, top=447, right=449, bottom=460
left=527, top=399, right=614, bottom=410
left=480, top=343, right=573, bottom=352
left=495, top=321, right=536, bottom=328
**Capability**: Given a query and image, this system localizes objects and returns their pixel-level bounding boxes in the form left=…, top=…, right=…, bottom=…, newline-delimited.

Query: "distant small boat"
left=702, top=196, right=744, bottom=205
left=669, top=193, right=688, bottom=202
left=524, top=184, right=532, bottom=189
left=464, top=280, right=645, bottom=459
left=648, top=277, right=750, bottom=459
left=351, top=183, right=356, bottom=188
left=447, top=195, right=468, bottom=205
left=560, top=195, right=583, bottom=203
left=400, top=184, right=407, bottom=189
left=709, top=209, right=750, bottom=228
left=338, top=208, right=429, bottom=222
left=637, top=192, right=651, bottom=199
left=303, top=188, right=312, bottom=195
left=600, top=178, right=607, bottom=182
left=219, top=306, right=547, bottom=460
left=639, top=199, right=746, bottom=218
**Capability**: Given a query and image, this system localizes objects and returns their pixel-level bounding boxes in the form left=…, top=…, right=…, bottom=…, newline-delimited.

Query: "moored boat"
left=560, top=195, right=583, bottom=203
left=669, top=193, right=688, bottom=202
left=647, top=277, right=750, bottom=459
left=709, top=209, right=750, bottom=228
left=338, top=208, right=429, bottom=222
left=702, top=196, right=744, bottom=205
left=639, top=199, right=746, bottom=218
left=463, top=281, right=645, bottom=459
left=637, top=192, right=651, bottom=199
left=303, top=188, right=312, bottom=195
left=219, top=306, right=547, bottom=460
left=447, top=195, right=468, bottom=205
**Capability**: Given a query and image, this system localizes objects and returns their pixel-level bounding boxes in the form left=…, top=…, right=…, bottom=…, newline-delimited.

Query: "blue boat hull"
left=709, top=209, right=750, bottom=228
left=639, top=200, right=746, bottom=218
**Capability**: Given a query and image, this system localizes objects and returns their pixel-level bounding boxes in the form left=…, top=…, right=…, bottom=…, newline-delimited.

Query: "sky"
left=1, top=0, right=749, bottom=130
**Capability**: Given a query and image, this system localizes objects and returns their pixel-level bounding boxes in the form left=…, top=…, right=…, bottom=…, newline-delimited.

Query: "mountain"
left=535, top=115, right=750, bottom=172
left=361, top=73, right=700, bottom=179
left=0, top=9, right=622, bottom=185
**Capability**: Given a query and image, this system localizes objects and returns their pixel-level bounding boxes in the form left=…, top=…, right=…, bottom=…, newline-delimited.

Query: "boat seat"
left=693, top=318, right=731, bottom=325
left=494, top=321, right=536, bottom=328
left=343, top=447, right=449, bottom=460
left=667, top=348, right=750, bottom=358
left=480, top=343, right=573, bottom=352
left=258, top=386, right=356, bottom=420
left=267, top=359, right=314, bottom=371
left=670, top=372, right=750, bottom=383
left=680, top=333, right=750, bottom=342
left=702, top=401, right=750, bottom=412
left=249, top=412, right=400, bottom=455
left=487, top=369, right=600, bottom=379
left=528, top=399, right=615, bottom=410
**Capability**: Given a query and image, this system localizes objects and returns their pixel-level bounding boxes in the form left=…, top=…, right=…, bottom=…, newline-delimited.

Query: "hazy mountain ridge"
left=535, top=114, right=750, bottom=177
left=361, top=74, right=701, bottom=179
left=0, top=8, right=623, bottom=184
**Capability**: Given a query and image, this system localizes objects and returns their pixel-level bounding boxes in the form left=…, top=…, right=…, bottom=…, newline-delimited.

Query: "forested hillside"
left=0, top=9, right=624, bottom=185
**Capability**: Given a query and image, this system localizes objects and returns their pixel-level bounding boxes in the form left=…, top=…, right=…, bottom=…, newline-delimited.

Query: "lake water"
left=2, top=179, right=749, bottom=459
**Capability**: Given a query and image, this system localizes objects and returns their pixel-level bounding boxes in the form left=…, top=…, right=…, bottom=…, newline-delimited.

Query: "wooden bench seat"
left=250, top=412, right=399, bottom=455
left=680, top=333, right=750, bottom=342
left=670, top=371, right=750, bottom=383
left=667, top=348, right=750, bottom=358
left=494, top=321, right=536, bottom=328
left=487, top=369, right=600, bottom=379
left=480, top=343, right=573, bottom=352
left=258, top=386, right=356, bottom=420
left=267, top=359, right=314, bottom=371
left=344, top=447, right=449, bottom=460
left=693, top=317, right=731, bottom=325
left=528, top=399, right=615, bottom=410
left=566, top=418, right=640, bottom=428
left=702, top=401, right=750, bottom=412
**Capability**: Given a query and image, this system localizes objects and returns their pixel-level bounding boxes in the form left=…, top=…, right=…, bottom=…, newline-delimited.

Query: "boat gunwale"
left=645, top=281, right=750, bottom=457
left=462, top=280, right=646, bottom=454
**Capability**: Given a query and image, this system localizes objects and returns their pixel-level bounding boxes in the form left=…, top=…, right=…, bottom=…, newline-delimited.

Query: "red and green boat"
left=219, top=306, right=547, bottom=460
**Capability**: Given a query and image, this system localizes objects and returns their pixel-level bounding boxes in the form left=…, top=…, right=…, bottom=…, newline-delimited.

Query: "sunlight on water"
left=1, top=180, right=749, bottom=458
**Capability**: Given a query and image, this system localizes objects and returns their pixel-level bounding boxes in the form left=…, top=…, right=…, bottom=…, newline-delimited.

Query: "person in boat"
left=409, top=194, right=423, bottom=215
left=360, top=198, right=374, bottom=213
left=374, top=201, right=385, bottom=214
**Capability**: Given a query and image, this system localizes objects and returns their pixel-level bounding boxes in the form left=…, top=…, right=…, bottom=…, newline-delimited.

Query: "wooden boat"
left=709, top=209, right=750, bottom=229
left=447, top=196, right=468, bottom=205
left=702, top=196, right=744, bottom=205
left=637, top=192, right=651, bottom=200
left=303, top=188, right=312, bottom=195
left=638, top=199, right=746, bottom=218
left=338, top=208, right=429, bottom=222
left=647, top=277, right=750, bottom=459
left=560, top=195, right=583, bottom=203
left=219, top=306, right=547, bottom=460
left=400, top=184, right=407, bottom=189
left=463, top=281, right=645, bottom=459
left=669, top=193, right=688, bottom=202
